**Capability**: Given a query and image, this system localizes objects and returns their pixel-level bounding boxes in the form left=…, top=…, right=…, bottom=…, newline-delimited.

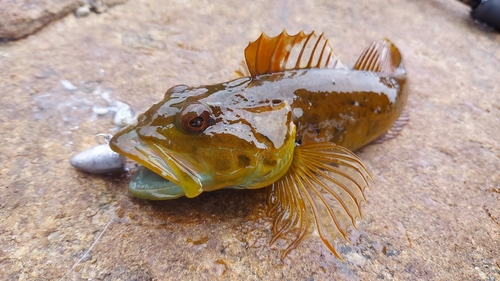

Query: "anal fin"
left=267, top=142, right=372, bottom=259
left=372, top=107, right=410, bottom=144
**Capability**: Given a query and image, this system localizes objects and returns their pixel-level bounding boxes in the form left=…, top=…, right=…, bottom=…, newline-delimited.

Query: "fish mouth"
left=110, top=127, right=204, bottom=198
left=129, top=165, right=186, bottom=200
left=110, top=127, right=179, bottom=183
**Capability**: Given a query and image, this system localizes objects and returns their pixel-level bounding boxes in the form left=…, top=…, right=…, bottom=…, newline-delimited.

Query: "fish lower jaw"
left=128, top=165, right=186, bottom=200
left=157, top=166, right=179, bottom=183
left=109, top=128, right=182, bottom=186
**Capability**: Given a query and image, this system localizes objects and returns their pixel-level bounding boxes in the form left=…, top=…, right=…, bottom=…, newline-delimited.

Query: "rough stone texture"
left=0, top=0, right=499, bottom=280
left=0, top=0, right=128, bottom=40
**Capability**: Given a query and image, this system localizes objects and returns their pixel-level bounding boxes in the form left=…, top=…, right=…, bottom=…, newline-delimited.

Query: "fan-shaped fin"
left=244, top=30, right=344, bottom=78
left=267, top=142, right=372, bottom=259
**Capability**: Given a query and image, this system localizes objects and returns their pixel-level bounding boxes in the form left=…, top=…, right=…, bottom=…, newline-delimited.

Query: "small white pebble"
left=112, top=101, right=137, bottom=127
left=60, top=80, right=77, bottom=91
left=92, top=106, right=110, bottom=115
left=75, top=5, right=91, bottom=17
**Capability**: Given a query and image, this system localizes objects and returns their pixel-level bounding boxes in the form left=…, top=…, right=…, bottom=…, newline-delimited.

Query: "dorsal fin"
left=353, top=39, right=403, bottom=74
left=244, top=30, right=344, bottom=78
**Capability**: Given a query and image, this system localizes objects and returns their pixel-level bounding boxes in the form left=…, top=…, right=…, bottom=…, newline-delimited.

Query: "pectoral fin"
left=267, top=142, right=372, bottom=259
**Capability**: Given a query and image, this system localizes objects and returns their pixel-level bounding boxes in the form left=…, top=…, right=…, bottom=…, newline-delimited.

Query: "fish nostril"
left=272, top=99, right=282, bottom=105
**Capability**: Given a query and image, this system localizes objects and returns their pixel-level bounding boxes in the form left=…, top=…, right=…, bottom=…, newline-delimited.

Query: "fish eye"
left=179, top=104, right=214, bottom=134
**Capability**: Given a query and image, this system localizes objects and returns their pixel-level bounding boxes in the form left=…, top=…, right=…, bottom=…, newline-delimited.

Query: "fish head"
left=110, top=82, right=296, bottom=198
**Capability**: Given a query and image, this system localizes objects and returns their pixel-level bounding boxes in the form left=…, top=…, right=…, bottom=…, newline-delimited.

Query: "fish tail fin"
left=353, top=39, right=405, bottom=77
left=267, top=142, right=372, bottom=259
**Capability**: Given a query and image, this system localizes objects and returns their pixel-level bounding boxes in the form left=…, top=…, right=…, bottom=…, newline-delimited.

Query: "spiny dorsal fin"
left=234, top=60, right=250, bottom=78
left=267, top=142, right=372, bottom=259
left=353, top=39, right=403, bottom=74
left=244, top=30, right=344, bottom=78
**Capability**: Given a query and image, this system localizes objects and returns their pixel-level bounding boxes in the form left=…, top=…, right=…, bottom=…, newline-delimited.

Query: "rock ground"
left=0, top=0, right=129, bottom=40
left=0, top=0, right=499, bottom=280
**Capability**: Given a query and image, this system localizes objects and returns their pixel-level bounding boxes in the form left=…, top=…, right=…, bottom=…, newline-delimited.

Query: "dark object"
left=459, top=0, right=500, bottom=31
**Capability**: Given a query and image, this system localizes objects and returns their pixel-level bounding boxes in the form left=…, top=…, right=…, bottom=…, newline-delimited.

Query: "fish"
left=109, top=30, right=409, bottom=258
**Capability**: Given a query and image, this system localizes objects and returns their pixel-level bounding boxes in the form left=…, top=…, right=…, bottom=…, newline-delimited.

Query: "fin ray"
left=234, top=60, right=250, bottom=77
left=305, top=173, right=349, bottom=238
left=305, top=167, right=359, bottom=224
left=299, top=175, right=343, bottom=259
left=245, top=30, right=344, bottom=78
left=305, top=157, right=368, bottom=202
left=372, top=107, right=410, bottom=144
left=353, top=38, right=403, bottom=74
left=303, top=159, right=362, bottom=210
left=267, top=142, right=371, bottom=259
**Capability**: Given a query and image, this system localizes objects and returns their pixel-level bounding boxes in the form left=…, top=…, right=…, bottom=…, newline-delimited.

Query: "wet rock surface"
left=0, top=0, right=499, bottom=280
left=0, top=0, right=128, bottom=40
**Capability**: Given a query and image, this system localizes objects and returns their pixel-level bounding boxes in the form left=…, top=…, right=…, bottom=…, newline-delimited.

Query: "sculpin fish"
left=109, top=30, right=409, bottom=258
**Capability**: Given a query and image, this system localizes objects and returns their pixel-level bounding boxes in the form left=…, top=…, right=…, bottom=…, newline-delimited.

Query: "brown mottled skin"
left=110, top=65, right=407, bottom=197
left=252, top=67, right=408, bottom=150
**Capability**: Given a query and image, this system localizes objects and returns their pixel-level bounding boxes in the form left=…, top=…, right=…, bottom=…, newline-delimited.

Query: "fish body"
left=222, top=67, right=406, bottom=150
left=110, top=31, right=408, bottom=258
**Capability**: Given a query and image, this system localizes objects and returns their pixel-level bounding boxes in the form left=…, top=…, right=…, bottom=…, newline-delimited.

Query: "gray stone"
left=0, top=0, right=128, bottom=40
left=74, top=5, right=91, bottom=18
left=0, top=0, right=83, bottom=40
